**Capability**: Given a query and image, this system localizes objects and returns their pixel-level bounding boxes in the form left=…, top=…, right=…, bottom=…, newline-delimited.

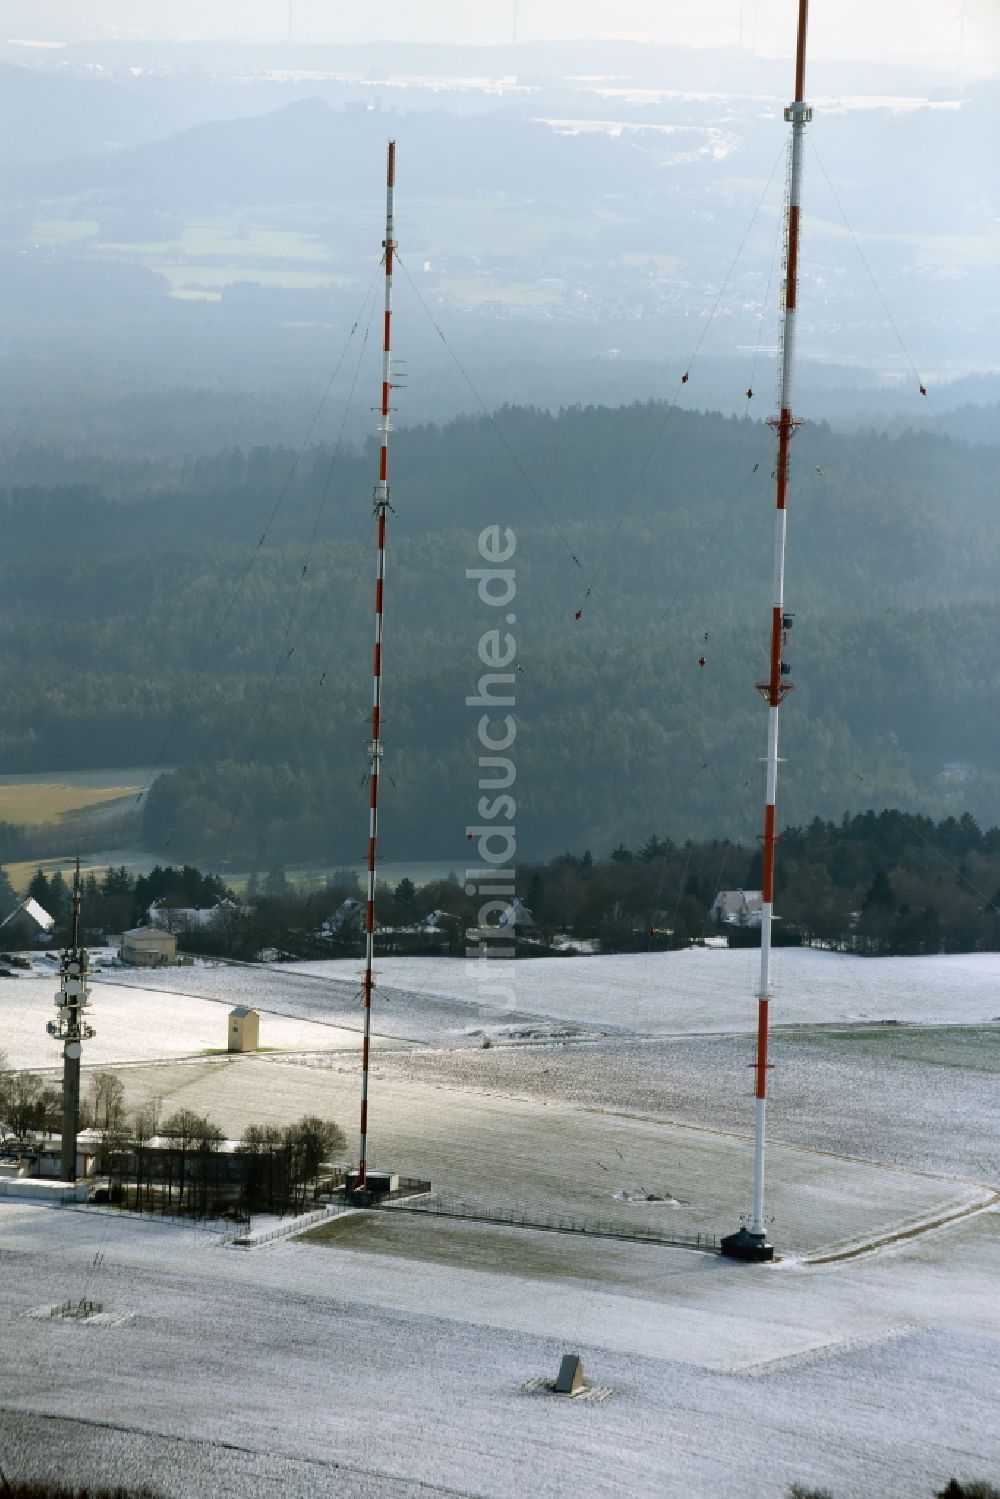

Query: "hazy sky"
left=5, top=1, right=999, bottom=77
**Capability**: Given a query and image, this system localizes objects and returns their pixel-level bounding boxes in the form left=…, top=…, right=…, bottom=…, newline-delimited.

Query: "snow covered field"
left=108, top=1052, right=990, bottom=1258
left=0, top=971, right=357, bottom=1069
left=0, top=1198, right=998, bottom=1497
left=287, top=948, right=1000, bottom=1034
left=89, top=946, right=1000, bottom=1047
left=378, top=1026, right=1000, bottom=1179
left=3, top=947, right=999, bottom=1494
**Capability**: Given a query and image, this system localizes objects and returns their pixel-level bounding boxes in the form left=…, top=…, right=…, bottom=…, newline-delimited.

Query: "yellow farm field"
left=0, top=782, right=137, bottom=828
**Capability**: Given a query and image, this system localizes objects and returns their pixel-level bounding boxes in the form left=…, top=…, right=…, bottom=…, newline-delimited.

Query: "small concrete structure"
left=36, top=1136, right=100, bottom=1181
left=121, top=926, right=177, bottom=967
left=0, top=1178, right=88, bottom=1202
left=554, top=1354, right=586, bottom=1395
left=720, top=1225, right=774, bottom=1262
left=228, top=1006, right=260, bottom=1053
left=345, top=1170, right=400, bottom=1196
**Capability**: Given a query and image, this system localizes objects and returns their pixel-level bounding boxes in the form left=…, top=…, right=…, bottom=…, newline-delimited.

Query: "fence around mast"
left=372, top=1188, right=718, bottom=1253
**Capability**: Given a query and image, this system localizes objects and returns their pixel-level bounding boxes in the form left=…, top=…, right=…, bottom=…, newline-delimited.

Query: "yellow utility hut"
left=228, top=1006, right=259, bottom=1053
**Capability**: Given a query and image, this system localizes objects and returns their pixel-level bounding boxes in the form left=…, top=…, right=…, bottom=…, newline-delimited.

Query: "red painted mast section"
left=357, top=140, right=395, bottom=1190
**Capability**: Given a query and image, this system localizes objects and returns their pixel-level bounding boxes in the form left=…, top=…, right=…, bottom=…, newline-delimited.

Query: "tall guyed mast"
left=722, top=2, right=811, bottom=1264
left=356, top=140, right=396, bottom=1192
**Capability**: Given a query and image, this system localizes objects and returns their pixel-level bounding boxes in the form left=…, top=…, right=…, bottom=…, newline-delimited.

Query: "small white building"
left=709, top=889, right=763, bottom=928
left=228, top=1006, right=259, bottom=1053
left=36, top=1133, right=101, bottom=1180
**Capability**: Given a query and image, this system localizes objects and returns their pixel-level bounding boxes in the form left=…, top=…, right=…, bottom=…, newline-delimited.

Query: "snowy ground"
left=376, top=1026, right=1000, bottom=1180
left=0, top=970, right=358, bottom=1069
left=105, top=1053, right=990, bottom=1259
left=96, top=957, right=565, bottom=1046
left=3, top=948, right=999, bottom=1494
left=82, top=946, right=1000, bottom=1046
left=286, top=948, right=1000, bottom=1033
left=0, top=1199, right=998, bottom=1497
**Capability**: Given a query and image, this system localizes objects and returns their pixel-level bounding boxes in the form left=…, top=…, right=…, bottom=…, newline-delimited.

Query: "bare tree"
left=163, top=1108, right=219, bottom=1210
left=0, top=1072, right=60, bottom=1140
left=86, top=1069, right=128, bottom=1174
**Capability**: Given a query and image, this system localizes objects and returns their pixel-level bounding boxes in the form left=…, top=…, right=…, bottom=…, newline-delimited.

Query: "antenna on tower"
left=353, top=141, right=396, bottom=1195
left=721, top=0, right=812, bottom=1265
left=47, top=856, right=94, bottom=1183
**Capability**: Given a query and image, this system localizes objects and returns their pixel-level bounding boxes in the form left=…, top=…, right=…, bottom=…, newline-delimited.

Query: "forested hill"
left=0, top=399, right=996, bottom=865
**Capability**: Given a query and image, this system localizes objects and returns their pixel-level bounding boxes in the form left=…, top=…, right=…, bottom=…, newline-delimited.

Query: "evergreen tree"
left=393, top=878, right=418, bottom=924
left=864, top=867, right=895, bottom=911
left=0, top=865, right=16, bottom=919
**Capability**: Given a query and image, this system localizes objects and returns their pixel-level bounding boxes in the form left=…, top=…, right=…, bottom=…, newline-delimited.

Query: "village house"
left=120, top=926, right=177, bottom=967
left=709, top=889, right=763, bottom=928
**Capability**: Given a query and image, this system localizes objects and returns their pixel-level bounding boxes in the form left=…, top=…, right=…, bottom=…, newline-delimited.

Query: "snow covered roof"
left=498, top=898, right=534, bottom=929
left=0, top=897, right=55, bottom=933
left=710, top=890, right=763, bottom=924
left=149, top=899, right=250, bottom=929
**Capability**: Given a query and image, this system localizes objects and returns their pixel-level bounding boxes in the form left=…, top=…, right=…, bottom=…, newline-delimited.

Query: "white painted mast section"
left=357, top=140, right=396, bottom=1191
left=749, top=0, right=811, bottom=1244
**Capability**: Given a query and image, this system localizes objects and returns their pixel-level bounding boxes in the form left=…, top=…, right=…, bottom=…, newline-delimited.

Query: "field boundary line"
left=801, top=1190, right=1000, bottom=1266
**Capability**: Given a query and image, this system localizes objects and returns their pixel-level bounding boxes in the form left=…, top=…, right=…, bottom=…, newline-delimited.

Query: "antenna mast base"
left=720, top=1226, right=774, bottom=1263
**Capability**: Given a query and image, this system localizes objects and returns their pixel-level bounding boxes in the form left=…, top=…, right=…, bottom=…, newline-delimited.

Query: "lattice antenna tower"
left=47, top=857, right=94, bottom=1182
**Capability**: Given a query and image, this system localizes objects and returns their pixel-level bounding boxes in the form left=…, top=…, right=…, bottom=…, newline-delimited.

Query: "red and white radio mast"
left=722, top=3, right=811, bottom=1263
left=355, top=140, right=396, bottom=1192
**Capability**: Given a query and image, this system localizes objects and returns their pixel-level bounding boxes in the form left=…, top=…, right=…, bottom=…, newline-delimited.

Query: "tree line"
left=4, top=806, right=995, bottom=959
left=515, top=809, right=1000, bottom=956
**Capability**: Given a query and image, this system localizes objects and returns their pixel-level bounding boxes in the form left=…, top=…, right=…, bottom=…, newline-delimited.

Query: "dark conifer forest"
left=1, top=400, right=996, bottom=867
